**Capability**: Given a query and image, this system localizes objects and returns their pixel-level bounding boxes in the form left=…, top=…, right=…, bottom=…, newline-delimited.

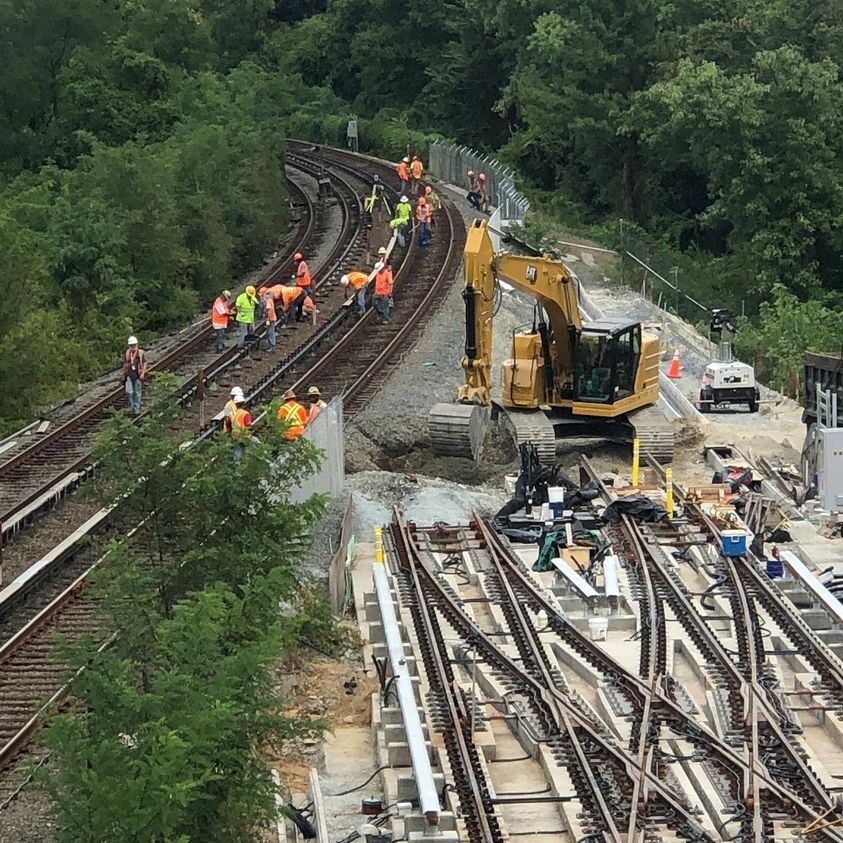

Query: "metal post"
left=470, top=644, right=478, bottom=742
left=665, top=467, right=674, bottom=519
left=672, top=266, right=679, bottom=317
left=197, top=369, right=205, bottom=430
left=632, top=438, right=640, bottom=487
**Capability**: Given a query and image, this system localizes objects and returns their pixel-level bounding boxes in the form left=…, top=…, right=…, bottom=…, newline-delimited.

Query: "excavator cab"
left=572, top=322, right=642, bottom=405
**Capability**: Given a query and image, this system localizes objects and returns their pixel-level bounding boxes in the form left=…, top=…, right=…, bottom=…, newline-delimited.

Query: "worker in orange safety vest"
left=373, top=260, right=394, bottom=324
left=416, top=196, right=431, bottom=247
left=340, top=270, right=369, bottom=315
left=294, top=252, right=313, bottom=299
left=396, top=157, right=410, bottom=194
left=210, top=290, right=232, bottom=351
left=410, top=155, right=424, bottom=193
left=306, top=385, right=328, bottom=423
left=277, top=389, right=309, bottom=440
left=424, top=185, right=441, bottom=227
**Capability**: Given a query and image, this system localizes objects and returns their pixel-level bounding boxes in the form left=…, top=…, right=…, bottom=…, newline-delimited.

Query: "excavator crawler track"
left=627, top=405, right=675, bottom=463
left=428, top=403, right=490, bottom=461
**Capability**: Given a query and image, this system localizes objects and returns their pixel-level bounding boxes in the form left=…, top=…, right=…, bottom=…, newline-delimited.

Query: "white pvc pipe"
left=603, top=555, right=620, bottom=598
left=372, top=561, right=441, bottom=825
left=780, top=550, right=843, bottom=627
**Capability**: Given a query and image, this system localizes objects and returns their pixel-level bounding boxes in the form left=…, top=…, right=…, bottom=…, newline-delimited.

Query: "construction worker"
left=389, top=196, right=413, bottom=247
left=396, top=157, right=410, bottom=194
left=210, top=290, right=232, bottom=351
left=260, top=287, right=278, bottom=350
left=416, top=196, right=431, bottom=247
left=341, top=269, right=370, bottom=315
left=373, top=260, right=394, bottom=323
left=467, top=171, right=482, bottom=210
left=307, top=386, right=327, bottom=423
left=478, top=173, right=489, bottom=212
left=410, top=155, right=424, bottom=193
left=425, top=185, right=441, bottom=227
left=234, top=285, right=259, bottom=348
left=277, top=389, right=308, bottom=440
left=294, top=252, right=314, bottom=300
left=123, top=336, right=147, bottom=414
left=222, top=387, right=252, bottom=440
left=302, top=295, right=317, bottom=323
left=267, top=283, right=306, bottom=323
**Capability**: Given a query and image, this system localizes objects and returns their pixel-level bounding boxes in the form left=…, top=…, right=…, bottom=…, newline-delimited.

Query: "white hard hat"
left=127, top=336, right=138, bottom=346
left=340, top=274, right=350, bottom=287
left=402, top=156, right=409, bottom=162
left=230, top=386, right=244, bottom=397
left=233, top=393, right=245, bottom=404
left=400, top=195, right=408, bottom=203
left=374, top=261, right=385, bottom=271
left=377, top=247, right=387, bottom=255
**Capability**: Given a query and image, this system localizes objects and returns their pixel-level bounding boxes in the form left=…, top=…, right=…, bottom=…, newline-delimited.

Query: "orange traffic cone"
left=667, top=345, right=682, bottom=379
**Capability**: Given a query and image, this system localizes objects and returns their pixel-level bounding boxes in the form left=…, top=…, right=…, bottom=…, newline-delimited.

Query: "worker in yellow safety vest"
left=222, top=387, right=252, bottom=441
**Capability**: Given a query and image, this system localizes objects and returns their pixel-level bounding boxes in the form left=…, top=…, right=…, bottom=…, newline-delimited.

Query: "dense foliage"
left=41, top=383, right=335, bottom=840
left=2, top=0, right=841, bottom=421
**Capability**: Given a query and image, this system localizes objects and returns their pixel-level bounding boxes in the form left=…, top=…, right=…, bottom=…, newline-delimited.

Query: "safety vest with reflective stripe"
left=397, top=161, right=409, bottom=180
left=308, top=400, right=327, bottom=423
left=410, top=159, right=424, bottom=179
left=277, top=401, right=308, bottom=439
left=211, top=296, right=230, bottom=329
left=394, top=201, right=412, bottom=224
left=230, top=407, right=251, bottom=441
left=235, top=292, right=258, bottom=324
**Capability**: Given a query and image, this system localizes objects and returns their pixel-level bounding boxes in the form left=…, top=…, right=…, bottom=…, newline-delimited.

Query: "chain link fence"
left=428, top=141, right=529, bottom=222
left=291, top=396, right=345, bottom=503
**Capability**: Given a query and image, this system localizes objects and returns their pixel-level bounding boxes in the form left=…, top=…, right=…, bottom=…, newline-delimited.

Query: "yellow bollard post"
left=665, top=467, right=674, bottom=519
left=374, top=526, right=384, bottom=565
left=631, top=438, right=640, bottom=487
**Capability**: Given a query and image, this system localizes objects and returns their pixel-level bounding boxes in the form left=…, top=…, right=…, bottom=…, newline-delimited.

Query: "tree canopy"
left=2, top=0, right=841, bottom=427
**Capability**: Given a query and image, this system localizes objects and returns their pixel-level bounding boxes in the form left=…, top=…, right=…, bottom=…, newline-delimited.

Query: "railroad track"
left=0, top=144, right=466, bottom=806
left=373, top=465, right=843, bottom=840
left=587, top=457, right=843, bottom=840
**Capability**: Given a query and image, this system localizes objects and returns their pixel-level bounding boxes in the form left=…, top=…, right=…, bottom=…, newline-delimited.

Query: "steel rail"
left=0, top=173, right=318, bottom=544
left=0, top=146, right=464, bottom=799
left=617, top=457, right=843, bottom=835
left=404, top=513, right=718, bottom=841
left=389, top=517, right=504, bottom=842
left=490, top=458, right=843, bottom=841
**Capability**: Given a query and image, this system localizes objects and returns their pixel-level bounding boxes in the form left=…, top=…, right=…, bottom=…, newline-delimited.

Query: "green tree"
left=42, top=388, right=332, bottom=840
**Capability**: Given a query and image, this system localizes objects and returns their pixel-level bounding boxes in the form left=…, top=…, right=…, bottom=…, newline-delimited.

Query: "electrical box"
left=818, top=426, right=843, bottom=512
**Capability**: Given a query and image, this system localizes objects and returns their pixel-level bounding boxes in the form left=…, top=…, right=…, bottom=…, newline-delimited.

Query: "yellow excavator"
left=429, top=219, right=673, bottom=463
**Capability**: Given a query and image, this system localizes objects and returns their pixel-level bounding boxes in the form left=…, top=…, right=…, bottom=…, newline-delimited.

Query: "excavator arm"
left=458, top=219, right=581, bottom=406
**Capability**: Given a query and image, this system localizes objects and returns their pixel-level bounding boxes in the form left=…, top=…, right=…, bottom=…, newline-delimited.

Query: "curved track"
left=0, top=144, right=466, bottom=806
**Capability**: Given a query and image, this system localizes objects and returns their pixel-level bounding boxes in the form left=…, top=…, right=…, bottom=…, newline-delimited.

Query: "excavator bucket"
left=428, top=403, right=490, bottom=461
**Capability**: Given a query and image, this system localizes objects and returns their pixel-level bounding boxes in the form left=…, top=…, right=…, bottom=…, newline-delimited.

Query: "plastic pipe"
left=372, top=542, right=441, bottom=826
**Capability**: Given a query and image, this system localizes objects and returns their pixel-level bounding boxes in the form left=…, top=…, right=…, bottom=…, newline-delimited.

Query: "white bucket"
left=548, top=486, right=565, bottom=517
left=588, top=617, right=609, bottom=641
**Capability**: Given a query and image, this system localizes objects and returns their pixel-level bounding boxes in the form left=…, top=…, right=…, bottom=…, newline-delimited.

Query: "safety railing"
left=428, top=141, right=529, bottom=222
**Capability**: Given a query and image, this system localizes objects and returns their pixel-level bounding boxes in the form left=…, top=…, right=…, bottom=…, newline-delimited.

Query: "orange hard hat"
left=294, top=252, right=303, bottom=261
left=283, top=389, right=297, bottom=400
left=258, top=286, right=267, bottom=295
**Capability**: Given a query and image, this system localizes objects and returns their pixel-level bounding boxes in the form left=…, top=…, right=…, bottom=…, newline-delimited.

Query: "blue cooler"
left=721, top=529, right=747, bottom=557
